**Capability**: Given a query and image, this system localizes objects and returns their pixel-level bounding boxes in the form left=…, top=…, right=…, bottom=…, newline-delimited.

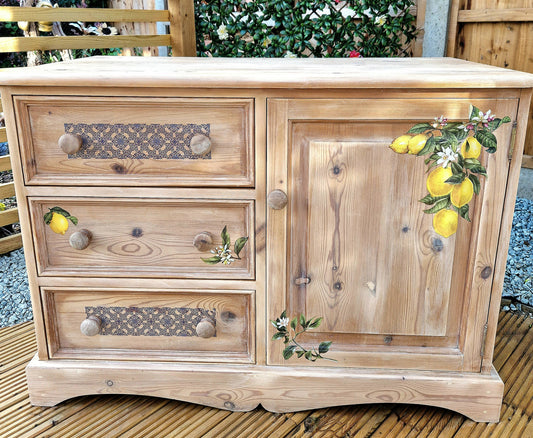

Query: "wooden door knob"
left=267, top=190, right=288, bottom=210
left=58, top=133, right=82, bottom=154
left=80, top=315, right=101, bottom=336
left=69, top=229, right=92, bottom=250
left=193, top=231, right=213, bottom=252
left=190, top=134, right=212, bottom=156
left=196, top=317, right=216, bottom=338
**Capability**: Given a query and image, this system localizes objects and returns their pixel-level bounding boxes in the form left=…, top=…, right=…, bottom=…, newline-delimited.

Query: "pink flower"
left=349, top=50, right=362, bottom=58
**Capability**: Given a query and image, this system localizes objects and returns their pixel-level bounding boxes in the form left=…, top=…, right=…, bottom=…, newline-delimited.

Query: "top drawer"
left=14, top=96, right=254, bottom=187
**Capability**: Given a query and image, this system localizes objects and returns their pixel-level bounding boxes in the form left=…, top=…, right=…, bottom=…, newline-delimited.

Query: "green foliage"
left=195, top=0, right=417, bottom=58
left=271, top=311, right=336, bottom=362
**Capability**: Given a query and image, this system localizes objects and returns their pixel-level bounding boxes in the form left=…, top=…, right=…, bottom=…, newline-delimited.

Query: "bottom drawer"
left=42, top=287, right=255, bottom=364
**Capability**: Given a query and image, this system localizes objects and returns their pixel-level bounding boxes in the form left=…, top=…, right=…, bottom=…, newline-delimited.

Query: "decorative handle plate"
left=267, top=189, right=288, bottom=210
left=190, top=134, right=212, bottom=156
left=80, top=315, right=101, bottom=336
left=58, top=133, right=82, bottom=154
left=196, top=317, right=216, bottom=338
left=69, top=229, right=92, bottom=250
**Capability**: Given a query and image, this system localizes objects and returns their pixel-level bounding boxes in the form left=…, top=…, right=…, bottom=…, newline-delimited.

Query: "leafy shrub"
left=195, top=0, right=417, bottom=58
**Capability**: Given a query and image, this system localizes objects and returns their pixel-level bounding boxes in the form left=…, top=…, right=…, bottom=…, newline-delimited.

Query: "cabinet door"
left=267, top=97, right=518, bottom=371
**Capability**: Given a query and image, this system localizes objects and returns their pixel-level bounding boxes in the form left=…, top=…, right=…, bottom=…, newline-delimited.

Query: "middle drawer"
left=29, top=197, right=254, bottom=279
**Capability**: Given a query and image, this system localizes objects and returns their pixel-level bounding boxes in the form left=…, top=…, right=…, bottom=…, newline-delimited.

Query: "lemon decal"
left=450, top=178, right=474, bottom=208
left=426, top=167, right=453, bottom=197
left=433, top=209, right=458, bottom=238
left=43, top=206, right=78, bottom=235
left=49, top=212, right=69, bottom=235
left=408, top=134, right=427, bottom=155
left=390, top=104, right=511, bottom=237
left=460, top=137, right=482, bottom=159
left=389, top=135, right=411, bottom=154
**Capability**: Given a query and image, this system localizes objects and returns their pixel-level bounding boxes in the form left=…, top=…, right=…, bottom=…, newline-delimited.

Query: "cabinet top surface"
left=1, top=57, right=533, bottom=89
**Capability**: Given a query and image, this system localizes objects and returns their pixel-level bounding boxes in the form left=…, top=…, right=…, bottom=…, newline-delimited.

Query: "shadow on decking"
left=1, top=311, right=533, bottom=437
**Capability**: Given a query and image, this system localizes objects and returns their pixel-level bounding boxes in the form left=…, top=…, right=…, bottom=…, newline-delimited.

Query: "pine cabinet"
left=1, top=57, right=532, bottom=423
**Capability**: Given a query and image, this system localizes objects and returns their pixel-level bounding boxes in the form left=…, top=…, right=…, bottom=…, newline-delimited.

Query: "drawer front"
left=42, top=287, right=255, bottom=363
left=15, top=96, right=254, bottom=187
left=30, top=197, right=254, bottom=279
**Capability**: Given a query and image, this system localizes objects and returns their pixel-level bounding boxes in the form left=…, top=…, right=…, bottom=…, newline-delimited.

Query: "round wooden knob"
left=69, top=229, right=92, bottom=250
left=193, top=231, right=213, bottom=252
left=80, top=315, right=101, bottom=336
left=196, top=318, right=216, bottom=338
left=58, top=133, right=83, bottom=154
left=190, top=134, right=212, bottom=156
left=267, top=190, right=288, bottom=210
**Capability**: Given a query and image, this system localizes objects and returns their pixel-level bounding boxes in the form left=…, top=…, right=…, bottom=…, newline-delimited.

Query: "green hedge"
left=195, top=0, right=417, bottom=58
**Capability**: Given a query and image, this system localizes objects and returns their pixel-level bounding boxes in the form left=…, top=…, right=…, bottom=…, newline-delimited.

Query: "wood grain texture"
left=1, top=57, right=533, bottom=89
left=0, top=155, right=10, bottom=172
left=15, top=95, right=254, bottom=187
left=24, top=356, right=504, bottom=422
left=41, top=287, right=255, bottom=364
left=0, top=6, right=169, bottom=21
left=29, top=197, right=254, bottom=280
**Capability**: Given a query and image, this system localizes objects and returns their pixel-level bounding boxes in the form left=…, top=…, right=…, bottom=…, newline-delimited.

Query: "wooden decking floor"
left=1, top=311, right=533, bottom=437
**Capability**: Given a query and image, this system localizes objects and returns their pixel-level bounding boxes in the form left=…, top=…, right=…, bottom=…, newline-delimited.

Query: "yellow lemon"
left=433, top=209, right=458, bottom=238
left=389, top=135, right=411, bottom=154
left=426, top=167, right=454, bottom=197
left=408, top=134, right=427, bottom=155
left=450, top=178, right=474, bottom=208
left=49, top=212, right=69, bottom=235
left=460, top=137, right=482, bottom=159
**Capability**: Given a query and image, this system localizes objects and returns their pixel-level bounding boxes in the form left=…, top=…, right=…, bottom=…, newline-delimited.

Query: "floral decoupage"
left=389, top=105, right=511, bottom=238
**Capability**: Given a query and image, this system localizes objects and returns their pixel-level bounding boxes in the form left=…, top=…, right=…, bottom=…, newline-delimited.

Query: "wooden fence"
left=0, top=0, right=196, bottom=56
left=0, top=100, right=22, bottom=255
left=447, top=0, right=533, bottom=168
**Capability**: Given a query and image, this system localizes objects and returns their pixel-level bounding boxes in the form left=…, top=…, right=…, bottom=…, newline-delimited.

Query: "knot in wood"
left=481, top=266, right=493, bottom=279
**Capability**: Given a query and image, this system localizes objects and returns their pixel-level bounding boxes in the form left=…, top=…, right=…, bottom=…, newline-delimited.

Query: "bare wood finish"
left=0, top=154, right=11, bottom=172
left=41, top=287, right=255, bottom=363
left=0, top=181, right=14, bottom=198
left=79, top=315, right=101, bottom=337
left=15, top=96, right=254, bottom=187
left=167, top=0, right=196, bottom=57
left=0, top=233, right=22, bottom=255
left=0, top=58, right=532, bottom=421
left=29, top=196, right=254, bottom=279
left=57, top=133, right=82, bottom=155
left=0, top=207, right=18, bottom=227
left=69, top=229, right=92, bottom=250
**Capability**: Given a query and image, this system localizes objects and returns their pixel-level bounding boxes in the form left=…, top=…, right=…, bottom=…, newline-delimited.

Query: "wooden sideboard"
left=1, top=57, right=532, bottom=422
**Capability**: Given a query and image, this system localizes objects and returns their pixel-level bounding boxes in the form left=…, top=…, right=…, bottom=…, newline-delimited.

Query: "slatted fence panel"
left=447, top=0, right=533, bottom=168
left=0, top=0, right=196, bottom=56
left=0, top=100, right=22, bottom=255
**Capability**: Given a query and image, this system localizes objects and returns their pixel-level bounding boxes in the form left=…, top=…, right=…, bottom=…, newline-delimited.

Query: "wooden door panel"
left=301, top=140, right=455, bottom=336
left=267, top=97, right=518, bottom=371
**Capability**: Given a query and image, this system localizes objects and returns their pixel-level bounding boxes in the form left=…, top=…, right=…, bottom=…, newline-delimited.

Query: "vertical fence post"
left=167, top=0, right=196, bottom=56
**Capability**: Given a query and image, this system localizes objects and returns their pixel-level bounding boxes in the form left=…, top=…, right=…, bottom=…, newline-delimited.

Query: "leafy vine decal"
left=271, top=311, right=336, bottom=362
left=389, top=105, right=511, bottom=237
left=201, top=226, right=248, bottom=265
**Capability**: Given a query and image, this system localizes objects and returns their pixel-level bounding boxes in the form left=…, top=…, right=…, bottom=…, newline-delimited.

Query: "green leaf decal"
left=468, top=174, right=481, bottom=195
left=445, top=173, right=466, bottom=185
left=67, top=216, right=78, bottom=226
left=43, top=211, right=53, bottom=224
left=423, top=197, right=450, bottom=214
left=469, top=165, right=488, bottom=177
left=272, top=332, right=285, bottom=341
left=469, top=104, right=481, bottom=121
left=200, top=256, right=222, bottom=265
left=234, top=236, right=248, bottom=257
left=475, top=130, right=497, bottom=151
left=308, top=317, right=323, bottom=329
left=318, top=341, right=332, bottom=354
left=458, top=204, right=471, bottom=222
left=283, top=345, right=296, bottom=360
left=221, top=226, right=230, bottom=247
left=417, top=135, right=436, bottom=156
left=502, top=116, right=511, bottom=123
left=419, top=194, right=449, bottom=205
left=450, top=161, right=463, bottom=175
left=50, top=206, right=71, bottom=217
left=290, top=317, right=297, bottom=330
left=407, top=123, right=432, bottom=134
